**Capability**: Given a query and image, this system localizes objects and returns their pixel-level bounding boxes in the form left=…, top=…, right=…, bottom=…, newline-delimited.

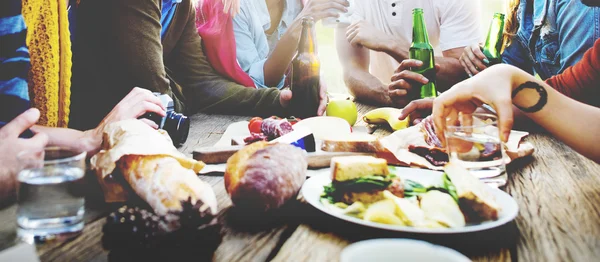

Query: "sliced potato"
left=343, top=201, right=366, bottom=216
left=420, top=190, right=466, bottom=228
left=383, top=191, right=426, bottom=226
left=363, top=199, right=404, bottom=225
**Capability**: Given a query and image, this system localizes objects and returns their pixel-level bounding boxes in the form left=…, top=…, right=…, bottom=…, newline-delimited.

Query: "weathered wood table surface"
left=1, top=103, right=599, bottom=261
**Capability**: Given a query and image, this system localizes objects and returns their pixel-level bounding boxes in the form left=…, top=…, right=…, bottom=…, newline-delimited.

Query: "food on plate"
left=321, top=133, right=386, bottom=153
left=363, top=107, right=410, bottom=131
left=324, top=156, right=404, bottom=205
left=320, top=158, right=500, bottom=229
left=91, top=120, right=217, bottom=232
left=243, top=116, right=295, bottom=144
left=326, top=99, right=358, bottom=126
left=445, top=162, right=500, bottom=221
left=225, top=142, right=307, bottom=211
left=419, top=190, right=466, bottom=228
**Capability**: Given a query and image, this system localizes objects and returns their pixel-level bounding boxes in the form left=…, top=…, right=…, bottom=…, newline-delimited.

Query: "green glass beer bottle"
left=409, top=8, right=437, bottom=99
left=482, top=13, right=506, bottom=65
left=290, top=17, right=321, bottom=118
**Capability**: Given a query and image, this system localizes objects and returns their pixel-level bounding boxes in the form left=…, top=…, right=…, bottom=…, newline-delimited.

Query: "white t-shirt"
left=351, top=0, right=481, bottom=84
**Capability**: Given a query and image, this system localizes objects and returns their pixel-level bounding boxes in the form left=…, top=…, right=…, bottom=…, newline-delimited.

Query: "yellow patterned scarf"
left=22, top=0, right=72, bottom=127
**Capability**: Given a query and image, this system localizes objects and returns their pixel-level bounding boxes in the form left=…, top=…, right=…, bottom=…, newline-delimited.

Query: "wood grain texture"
left=1, top=103, right=599, bottom=262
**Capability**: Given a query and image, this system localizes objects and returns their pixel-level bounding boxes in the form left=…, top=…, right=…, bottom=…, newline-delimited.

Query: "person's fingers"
left=432, top=99, right=448, bottom=146
left=280, top=89, right=292, bottom=108
left=139, top=118, right=159, bottom=129
left=388, top=87, right=408, bottom=97
left=471, top=44, right=488, bottom=63
left=347, top=30, right=362, bottom=46
left=434, top=64, right=441, bottom=73
left=466, top=45, right=488, bottom=71
left=390, top=70, right=429, bottom=84
left=491, top=99, right=514, bottom=142
left=129, top=88, right=166, bottom=111
left=398, top=100, right=417, bottom=120
left=0, top=108, right=40, bottom=139
left=461, top=55, right=480, bottom=76
left=24, top=132, right=49, bottom=150
left=139, top=101, right=167, bottom=118
left=459, top=58, right=472, bottom=77
left=313, top=10, right=341, bottom=21
left=394, top=59, right=423, bottom=74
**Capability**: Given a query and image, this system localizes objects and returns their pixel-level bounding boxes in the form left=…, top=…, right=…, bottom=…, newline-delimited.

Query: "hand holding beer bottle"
left=460, top=13, right=506, bottom=77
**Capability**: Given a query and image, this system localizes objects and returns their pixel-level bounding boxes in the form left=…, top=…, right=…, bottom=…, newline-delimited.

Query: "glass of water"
left=322, top=0, right=354, bottom=28
left=16, top=147, right=86, bottom=244
left=444, top=113, right=507, bottom=179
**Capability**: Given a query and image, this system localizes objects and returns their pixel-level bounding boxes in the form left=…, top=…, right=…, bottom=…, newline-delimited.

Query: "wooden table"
left=1, top=103, right=599, bottom=261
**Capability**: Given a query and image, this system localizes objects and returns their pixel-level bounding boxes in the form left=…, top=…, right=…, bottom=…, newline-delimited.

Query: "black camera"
left=142, top=93, right=189, bottom=146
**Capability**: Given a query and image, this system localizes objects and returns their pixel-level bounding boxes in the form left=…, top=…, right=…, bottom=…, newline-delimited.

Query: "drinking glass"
left=16, top=147, right=86, bottom=244
left=444, top=113, right=507, bottom=178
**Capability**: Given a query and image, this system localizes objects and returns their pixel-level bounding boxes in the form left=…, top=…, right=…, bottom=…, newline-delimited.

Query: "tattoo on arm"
left=512, top=81, right=548, bottom=113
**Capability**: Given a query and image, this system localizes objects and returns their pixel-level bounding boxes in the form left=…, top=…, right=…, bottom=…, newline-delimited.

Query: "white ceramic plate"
left=340, top=239, right=470, bottom=262
left=302, top=167, right=519, bottom=234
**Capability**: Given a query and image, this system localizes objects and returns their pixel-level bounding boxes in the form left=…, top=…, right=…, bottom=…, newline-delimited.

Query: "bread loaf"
left=224, top=142, right=307, bottom=211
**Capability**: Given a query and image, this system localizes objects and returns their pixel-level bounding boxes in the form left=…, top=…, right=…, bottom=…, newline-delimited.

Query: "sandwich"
left=444, top=162, right=500, bottom=221
left=323, top=156, right=403, bottom=205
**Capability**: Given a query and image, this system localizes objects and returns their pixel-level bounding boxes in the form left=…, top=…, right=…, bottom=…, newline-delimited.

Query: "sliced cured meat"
left=244, top=133, right=268, bottom=144
left=261, top=117, right=293, bottom=140
left=408, top=145, right=449, bottom=166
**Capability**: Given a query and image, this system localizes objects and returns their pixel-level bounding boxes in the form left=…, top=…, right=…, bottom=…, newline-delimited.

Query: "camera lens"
left=163, top=111, right=190, bottom=145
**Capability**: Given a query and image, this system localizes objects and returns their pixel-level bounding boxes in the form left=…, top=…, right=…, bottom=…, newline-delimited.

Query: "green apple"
left=326, top=99, right=358, bottom=126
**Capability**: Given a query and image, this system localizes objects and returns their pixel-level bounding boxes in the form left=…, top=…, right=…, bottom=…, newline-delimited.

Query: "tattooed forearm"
left=511, top=81, right=548, bottom=113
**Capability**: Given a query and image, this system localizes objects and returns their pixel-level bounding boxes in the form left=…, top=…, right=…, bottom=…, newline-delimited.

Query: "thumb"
left=0, top=108, right=40, bottom=138
left=435, top=64, right=441, bottom=73
left=279, top=89, right=292, bottom=108
left=493, top=101, right=514, bottom=142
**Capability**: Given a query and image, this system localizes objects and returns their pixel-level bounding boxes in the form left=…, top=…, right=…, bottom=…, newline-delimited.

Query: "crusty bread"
left=225, top=142, right=307, bottom=211
left=444, top=162, right=500, bottom=220
left=331, top=156, right=389, bottom=182
left=321, top=133, right=386, bottom=153
left=342, top=191, right=386, bottom=205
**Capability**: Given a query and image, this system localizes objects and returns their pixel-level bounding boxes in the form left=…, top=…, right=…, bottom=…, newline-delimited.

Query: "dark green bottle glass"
left=482, top=13, right=506, bottom=65
left=409, top=8, right=437, bottom=99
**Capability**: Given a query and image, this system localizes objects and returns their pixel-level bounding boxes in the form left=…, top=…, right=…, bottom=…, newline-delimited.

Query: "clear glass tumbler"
left=16, top=147, right=86, bottom=244
left=444, top=113, right=507, bottom=178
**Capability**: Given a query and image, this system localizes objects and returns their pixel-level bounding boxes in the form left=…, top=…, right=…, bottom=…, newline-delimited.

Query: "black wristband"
left=511, top=81, right=548, bottom=113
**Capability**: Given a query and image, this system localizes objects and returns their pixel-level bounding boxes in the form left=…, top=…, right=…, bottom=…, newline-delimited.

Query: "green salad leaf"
left=321, top=174, right=396, bottom=203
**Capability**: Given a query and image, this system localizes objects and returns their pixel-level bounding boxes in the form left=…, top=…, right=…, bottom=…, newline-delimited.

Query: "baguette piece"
left=331, top=156, right=389, bottom=181
left=321, top=133, right=386, bottom=153
left=444, top=162, right=500, bottom=220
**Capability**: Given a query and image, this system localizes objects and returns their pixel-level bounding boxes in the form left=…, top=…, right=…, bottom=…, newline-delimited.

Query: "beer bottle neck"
left=298, top=19, right=315, bottom=54
left=483, top=13, right=505, bottom=57
left=412, top=9, right=430, bottom=44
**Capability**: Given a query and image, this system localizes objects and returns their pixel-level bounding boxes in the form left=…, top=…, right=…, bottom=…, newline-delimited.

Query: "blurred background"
left=316, top=0, right=507, bottom=95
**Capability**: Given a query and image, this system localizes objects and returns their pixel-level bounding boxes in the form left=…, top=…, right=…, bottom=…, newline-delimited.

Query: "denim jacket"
left=503, top=0, right=600, bottom=80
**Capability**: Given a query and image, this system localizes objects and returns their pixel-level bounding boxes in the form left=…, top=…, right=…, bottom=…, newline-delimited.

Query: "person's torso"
left=356, top=0, right=442, bottom=84
left=512, top=0, right=600, bottom=79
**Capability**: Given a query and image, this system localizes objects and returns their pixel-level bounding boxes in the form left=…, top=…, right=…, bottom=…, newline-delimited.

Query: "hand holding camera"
left=141, top=92, right=190, bottom=146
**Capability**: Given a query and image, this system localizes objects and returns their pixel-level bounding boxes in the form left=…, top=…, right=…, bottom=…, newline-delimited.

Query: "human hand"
left=0, top=108, right=48, bottom=199
left=459, top=43, right=488, bottom=77
left=346, top=20, right=393, bottom=51
left=397, top=98, right=434, bottom=126
left=85, top=87, right=167, bottom=154
left=298, top=0, right=349, bottom=22
left=432, top=65, right=516, bottom=145
left=388, top=59, right=440, bottom=107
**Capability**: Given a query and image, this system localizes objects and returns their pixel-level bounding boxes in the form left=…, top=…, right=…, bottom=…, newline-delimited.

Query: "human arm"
left=432, top=64, right=600, bottom=163
left=31, top=88, right=166, bottom=156
left=335, top=26, right=392, bottom=105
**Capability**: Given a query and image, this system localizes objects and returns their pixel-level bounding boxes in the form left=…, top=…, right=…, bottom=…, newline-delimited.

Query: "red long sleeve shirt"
left=545, top=39, right=600, bottom=107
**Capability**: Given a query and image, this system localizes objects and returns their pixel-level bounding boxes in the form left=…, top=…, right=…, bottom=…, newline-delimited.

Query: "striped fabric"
left=0, top=0, right=31, bottom=124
